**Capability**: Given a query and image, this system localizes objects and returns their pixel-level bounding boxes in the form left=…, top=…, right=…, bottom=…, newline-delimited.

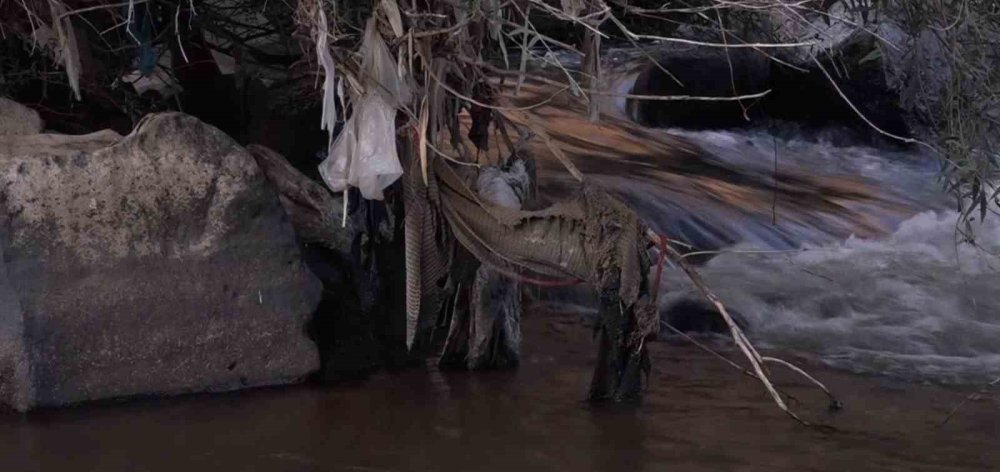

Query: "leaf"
left=315, top=4, right=337, bottom=133
left=515, top=17, right=539, bottom=95
left=47, top=0, right=81, bottom=100
left=858, top=48, right=882, bottom=65
left=380, top=0, right=405, bottom=38
left=510, top=105, right=584, bottom=181
left=418, top=96, right=430, bottom=185
left=560, top=0, right=585, bottom=17
left=488, top=0, right=509, bottom=68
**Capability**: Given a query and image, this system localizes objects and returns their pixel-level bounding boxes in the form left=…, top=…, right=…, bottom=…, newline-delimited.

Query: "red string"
left=490, top=263, right=584, bottom=287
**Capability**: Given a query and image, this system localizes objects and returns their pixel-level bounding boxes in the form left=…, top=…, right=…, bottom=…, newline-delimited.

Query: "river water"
left=515, top=57, right=1000, bottom=385
left=522, top=83, right=1000, bottom=386
left=646, top=128, right=1000, bottom=385
left=2, top=309, right=997, bottom=471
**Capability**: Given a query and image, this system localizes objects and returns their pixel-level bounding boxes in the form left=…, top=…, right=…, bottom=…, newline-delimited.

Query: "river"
left=1, top=308, right=997, bottom=471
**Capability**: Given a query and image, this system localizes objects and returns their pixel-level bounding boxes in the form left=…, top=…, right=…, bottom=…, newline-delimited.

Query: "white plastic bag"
left=358, top=17, right=409, bottom=106
left=318, top=18, right=407, bottom=201
left=320, top=94, right=403, bottom=200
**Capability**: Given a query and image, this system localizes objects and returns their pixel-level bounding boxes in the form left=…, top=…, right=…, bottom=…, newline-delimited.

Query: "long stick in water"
left=650, top=230, right=837, bottom=425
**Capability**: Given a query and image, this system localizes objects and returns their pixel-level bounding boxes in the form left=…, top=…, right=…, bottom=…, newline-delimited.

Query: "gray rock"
left=0, top=98, right=44, bottom=136
left=0, top=113, right=321, bottom=411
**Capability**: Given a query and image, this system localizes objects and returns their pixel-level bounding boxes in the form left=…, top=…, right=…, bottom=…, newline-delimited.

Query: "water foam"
left=662, top=210, right=1000, bottom=384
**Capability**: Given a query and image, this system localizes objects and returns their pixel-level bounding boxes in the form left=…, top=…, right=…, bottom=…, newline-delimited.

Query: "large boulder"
left=0, top=112, right=321, bottom=411
left=0, top=98, right=43, bottom=136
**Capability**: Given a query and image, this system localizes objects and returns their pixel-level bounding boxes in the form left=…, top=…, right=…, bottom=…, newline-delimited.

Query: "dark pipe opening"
left=627, top=49, right=912, bottom=147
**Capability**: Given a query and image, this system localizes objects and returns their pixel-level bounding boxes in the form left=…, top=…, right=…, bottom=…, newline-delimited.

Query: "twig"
left=500, top=96, right=585, bottom=182
left=941, top=376, right=1000, bottom=426
left=678, top=248, right=805, bottom=260
left=810, top=55, right=935, bottom=150
left=608, top=13, right=818, bottom=49
left=174, top=5, right=189, bottom=63
left=56, top=0, right=149, bottom=19
left=593, top=89, right=773, bottom=102
left=426, top=140, right=481, bottom=168
left=428, top=66, right=570, bottom=111
left=651, top=231, right=834, bottom=425
left=465, top=57, right=772, bottom=103
left=660, top=321, right=801, bottom=405
left=18, top=0, right=39, bottom=55
left=761, top=356, right=839, bottom=407
left=715, top=6, right=750, bottom=121
left=772, top=131, right=778, bottom=225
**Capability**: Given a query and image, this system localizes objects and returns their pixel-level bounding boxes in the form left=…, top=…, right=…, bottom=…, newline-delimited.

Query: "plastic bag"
left=318, top=18, right=407, bottom=200
left=358, top=17, right=409, bottom=106
left=319, top=94, right=402, bottom=200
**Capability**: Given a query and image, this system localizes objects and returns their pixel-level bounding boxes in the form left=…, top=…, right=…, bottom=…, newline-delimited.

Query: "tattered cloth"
left=404, top=154, right=659, bottom=354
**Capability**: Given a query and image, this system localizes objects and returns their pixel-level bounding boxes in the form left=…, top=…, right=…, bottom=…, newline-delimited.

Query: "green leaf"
left=858, top=48, right=882, bottom=65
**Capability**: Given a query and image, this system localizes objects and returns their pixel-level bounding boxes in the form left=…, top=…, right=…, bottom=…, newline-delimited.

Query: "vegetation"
left=1, top=0, right=998, bottom=419
left=1, top=1, right=997, bottom=227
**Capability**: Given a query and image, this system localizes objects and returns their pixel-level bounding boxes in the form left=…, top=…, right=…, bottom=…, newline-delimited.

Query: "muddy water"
left=2, top=309, right=996, bottom=472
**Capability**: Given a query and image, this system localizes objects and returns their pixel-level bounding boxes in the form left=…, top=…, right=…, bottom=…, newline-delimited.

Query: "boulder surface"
left=0, top=98, right=44, bottom=136
left=0, top=112, right=321, bottom=411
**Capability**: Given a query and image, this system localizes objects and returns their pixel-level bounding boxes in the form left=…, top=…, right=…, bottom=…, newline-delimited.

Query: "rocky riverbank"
left=0, top=104, right=321, bottom=411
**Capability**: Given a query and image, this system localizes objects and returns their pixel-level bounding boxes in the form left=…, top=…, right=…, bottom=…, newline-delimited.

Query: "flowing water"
left=476, top=67, right=1000, bottom=386
left=510, top=61, right=1000, bottom=386
left=530, top=112, right=1000, bottom=385
left=649, top=128, right=1000, bottom=384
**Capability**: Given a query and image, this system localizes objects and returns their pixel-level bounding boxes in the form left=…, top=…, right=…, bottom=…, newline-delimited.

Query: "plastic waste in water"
left=319, top=18, right=408, bottom=200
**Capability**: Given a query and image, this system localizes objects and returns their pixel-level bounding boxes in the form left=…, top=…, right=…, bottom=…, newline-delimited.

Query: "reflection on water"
left=1, top=311, right=996, bottom=472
